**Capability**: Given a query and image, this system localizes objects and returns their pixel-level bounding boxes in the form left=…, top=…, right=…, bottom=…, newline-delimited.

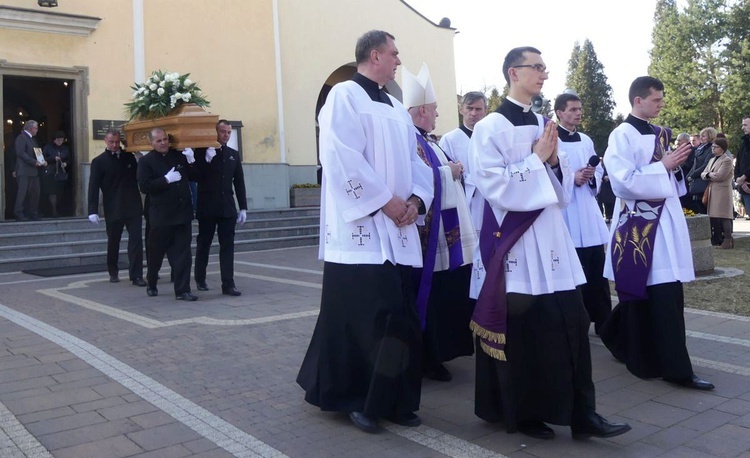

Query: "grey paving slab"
left=0, top=246, right=748, bottom=456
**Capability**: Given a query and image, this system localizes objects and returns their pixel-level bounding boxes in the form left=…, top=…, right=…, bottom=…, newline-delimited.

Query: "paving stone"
left=641, top=424, right=699, bottom=450
left=678, top=408, right=738, bottom=432
left=16, top=406, right=76, bottom=424
left=0, top=355, right=41, bottom=371
left=620, top=401, right=696, bottom=428
left=686, top=423, right=750, bottom=457
left=0, top=363, right=66, bottom=384
left=126, top=422, right=202, bottom=451
left=128, top=444, right=192, bottom=458
left=659, top=445, right=720, bottom=457
left=92, top=381, right=133, bottom=398
left=71, top=396, right=127, bottom=413
left=0, top=387, right=52, bottom=402
left=25, top=411, right=106, bottom=436
left=37, top=418, right=142, bottom=451
left=714, top=398, right=750, bottom=416
left=129, top=411, right=176, bottom=429
left=4, top=387, right=102, bottom=415
left=652, top=390, right=727, bottom=413
left=98, top=400, right=157, bottom=421
left=52, top=434, right=143, bottom=458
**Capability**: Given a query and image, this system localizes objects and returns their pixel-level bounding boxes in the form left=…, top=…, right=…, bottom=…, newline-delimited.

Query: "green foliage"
left=564, top=39, right=616, bottom=155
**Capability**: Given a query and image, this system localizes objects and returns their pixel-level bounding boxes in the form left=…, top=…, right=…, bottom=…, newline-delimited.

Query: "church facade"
left=0, top=0, right=457, bottom=217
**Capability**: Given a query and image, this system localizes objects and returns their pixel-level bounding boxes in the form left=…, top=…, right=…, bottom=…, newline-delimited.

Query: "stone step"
left=0, top=208, right=321, bottom=272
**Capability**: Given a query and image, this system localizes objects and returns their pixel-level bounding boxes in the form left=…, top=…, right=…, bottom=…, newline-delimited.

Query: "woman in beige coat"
left=701, top=138, right=734, bottom=248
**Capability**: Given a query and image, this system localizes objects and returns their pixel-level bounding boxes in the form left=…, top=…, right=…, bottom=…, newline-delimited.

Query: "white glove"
left=164, top=166, right=182, bottom=184
left=236, top=209, right=247, bottom=225
left=206, top=147, right=217, bottom=163
left=88, top=214, right=100, bottom=224
left=182, top=148, right=195, bottom=164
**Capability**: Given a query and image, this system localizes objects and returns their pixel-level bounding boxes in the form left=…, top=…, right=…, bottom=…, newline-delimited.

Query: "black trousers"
left=106, top=215, right=144, bottom=280
left=575, top=245, right=612, bottom=334
left=194, top=217, right=236, bottom=288
left=146, top=223, right=192, bottom=295
left=14, top=175, right=40, bottom=216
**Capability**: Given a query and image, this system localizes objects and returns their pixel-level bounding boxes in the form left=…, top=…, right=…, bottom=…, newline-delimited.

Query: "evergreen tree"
left=721, top=0, right=750, bottom=148
left=649, top=0, right=727, bottom=132
left=564, top=39, right=615, bottom=155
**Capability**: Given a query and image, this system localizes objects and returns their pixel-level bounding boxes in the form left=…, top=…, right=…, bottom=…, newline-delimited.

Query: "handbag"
left=54, top=162, right=68, bottom=182
left=690, top=177, right=708, bottom=196
left=701, top=182, right=711, bottom=206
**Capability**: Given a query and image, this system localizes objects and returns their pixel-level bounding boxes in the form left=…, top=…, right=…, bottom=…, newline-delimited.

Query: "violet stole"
left=414, top=135, right=463, bottom=329
left=610, top=125, right=670, bottom=302
left=470, top=201, right=542, bottom=361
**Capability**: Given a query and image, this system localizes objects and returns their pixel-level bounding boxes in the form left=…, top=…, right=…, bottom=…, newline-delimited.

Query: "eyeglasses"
left=514, top=64, right=549, bottom=74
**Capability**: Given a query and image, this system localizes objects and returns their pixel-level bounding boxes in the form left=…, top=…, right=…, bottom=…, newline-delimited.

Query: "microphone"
left=587, top=155, right=600, bottom=188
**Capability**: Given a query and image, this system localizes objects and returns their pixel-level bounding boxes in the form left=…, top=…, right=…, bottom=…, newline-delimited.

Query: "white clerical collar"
left=560, top=125, right=577, bottom=135
left=507, top=96, right=532, bottom=112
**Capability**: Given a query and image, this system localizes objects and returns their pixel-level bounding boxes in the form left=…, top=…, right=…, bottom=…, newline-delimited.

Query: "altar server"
left=296, top=30, right=433, bottom=433
left=468, top=46, right=630, bottom=440
left=600, top=76, right=714, bottom=391
left=554, top=93, right=611, bottom=334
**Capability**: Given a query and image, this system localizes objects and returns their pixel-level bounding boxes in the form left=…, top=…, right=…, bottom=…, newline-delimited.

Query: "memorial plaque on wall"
left=92, top=120, right=127, bottom=140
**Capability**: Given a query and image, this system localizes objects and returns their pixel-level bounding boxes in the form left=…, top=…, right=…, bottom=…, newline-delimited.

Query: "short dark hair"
left=714, top=137, right=728, bottom=152
left=355, top=30, right=395, bottom=65
left=502, top=46, right=541, bottom=85
left=216, top=119, right=231, bottom=129
left=460, top=91, right=487, bottom=107
left=628, top=76, right=664, bottom=106
left=554, top=93, right=581, bottom=113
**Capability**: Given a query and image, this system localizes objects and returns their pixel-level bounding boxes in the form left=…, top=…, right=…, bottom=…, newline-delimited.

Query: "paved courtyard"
left=0, top=225, right=750, bottom=457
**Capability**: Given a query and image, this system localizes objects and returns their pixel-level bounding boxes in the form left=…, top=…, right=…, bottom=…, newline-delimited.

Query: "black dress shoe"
left=518, top=420, right=555, bottom=440
left=222, top=286, right=242, bottom=296
left=146, top=287, right=158, bottom=297
left=571, top=413, right=631, bottom=440
left=109, top=275, right=120, bottom=283
left=425, top=364, right=452, bottom=382
left=665, top=374, right=715, bottom=391
left=196, top=282, right=209, bottom=291
left=387, top=412, right=421, bottom=427
left=132, top=278, right=147, bottom=287
left=349, top=411, right=379, bottom=433
left=175, top=292, right=198, bottom=301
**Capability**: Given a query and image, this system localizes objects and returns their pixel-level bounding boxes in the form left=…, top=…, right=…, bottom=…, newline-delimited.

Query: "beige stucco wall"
left=277, top=0, right=458, bottom=167
left=142, top=0, right=279, bottom=163
left=1, top=0, right=456, bottom=168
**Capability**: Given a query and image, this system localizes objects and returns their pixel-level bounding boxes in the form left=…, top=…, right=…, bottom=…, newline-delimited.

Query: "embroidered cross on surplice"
left=345, top=180, right=363, bottom=199
left=550, top=250, right=560, bottom=271
left=504, top=253, right=518, bottom=273
left=352, top=226, right=371, bottom=246
left=510, top=167, right=531, bottom=182
left=397, top=229, right=408, bottom=247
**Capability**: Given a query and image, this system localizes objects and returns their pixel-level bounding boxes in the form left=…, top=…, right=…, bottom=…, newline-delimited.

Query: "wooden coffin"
left=122, top=103, right=220, bottom=152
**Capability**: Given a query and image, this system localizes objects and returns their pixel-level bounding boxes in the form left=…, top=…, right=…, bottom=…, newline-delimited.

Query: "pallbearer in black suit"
left=137, top=128, right=198, bottom=301
left=14, top=120, right=45, bottom=221
left=193, top=120, right=247, bottom=296
left=88, top=129, right=146, bottom=286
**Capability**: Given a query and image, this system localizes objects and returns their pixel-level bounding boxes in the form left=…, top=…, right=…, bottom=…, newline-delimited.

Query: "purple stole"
left=610, top=125, right=671, bottom=302
left=414, top=134, right=464, bottom=329
left=470, top=202, right=542, bottom=361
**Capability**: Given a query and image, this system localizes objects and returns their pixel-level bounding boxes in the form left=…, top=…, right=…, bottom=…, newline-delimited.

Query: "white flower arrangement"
left=125, top=70, right=209, bottom=120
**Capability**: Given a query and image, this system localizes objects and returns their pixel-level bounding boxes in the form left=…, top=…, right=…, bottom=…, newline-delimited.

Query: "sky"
left=404, top=0, right=664, bottom=117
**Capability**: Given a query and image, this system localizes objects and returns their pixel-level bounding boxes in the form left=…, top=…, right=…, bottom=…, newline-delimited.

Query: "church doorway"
left=3, top=76, right=74, bottom=219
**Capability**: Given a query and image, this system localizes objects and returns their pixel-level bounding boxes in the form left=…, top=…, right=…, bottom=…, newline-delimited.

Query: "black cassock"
left=296, top=262, right=422, bottom=419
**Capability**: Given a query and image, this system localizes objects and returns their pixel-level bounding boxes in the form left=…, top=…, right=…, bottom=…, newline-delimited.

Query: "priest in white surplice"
left=469, top=46, right=630, bottom=441
left=554, top=93, right=612, bottom=335
left=403, top=64, right=477, bottom=383
left=600, top=76, right=714, bottom=391
left=296, top=30, right=434, bottom=433
left=439, top=91, right=488, bottom=233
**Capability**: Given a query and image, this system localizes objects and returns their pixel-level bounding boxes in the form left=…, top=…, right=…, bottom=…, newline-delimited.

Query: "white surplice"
left=603, top=120, right=695, bottom=285
left=318, top=81, right=434, bottom=267
left=468, top=105, right=585, bottom=298
left=558, top=130, right=610, bottom=248
left=439, top=127, right=484, bottom=238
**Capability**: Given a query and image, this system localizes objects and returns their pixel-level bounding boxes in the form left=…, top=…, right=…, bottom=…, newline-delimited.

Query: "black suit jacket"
left=194, top=145, right=247, bottom=219
left=88, top=150, right=143, bottom=220
left=15, top=132, right=40, bottom=177
left=137, top=149, right=197, bottom=227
